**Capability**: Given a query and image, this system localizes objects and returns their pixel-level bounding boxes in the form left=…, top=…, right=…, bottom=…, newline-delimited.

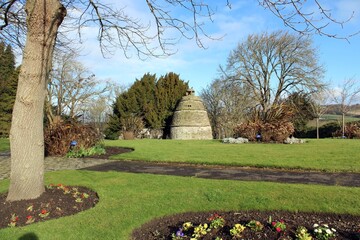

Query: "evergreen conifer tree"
left=106, top=72, right=188, bottom=138
left=0, top=42, right=19, bottom=137
left=155, top=72, right=188, bottom=137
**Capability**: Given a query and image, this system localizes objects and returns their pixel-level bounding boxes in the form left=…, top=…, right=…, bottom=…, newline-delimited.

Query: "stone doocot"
left=170, top=89, right=213, bottom=140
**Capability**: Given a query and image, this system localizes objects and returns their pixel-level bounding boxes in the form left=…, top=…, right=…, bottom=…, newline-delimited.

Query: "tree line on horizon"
left=1, top=37, right=360, bottom=142
left=200, top=31, right=360, bottom=140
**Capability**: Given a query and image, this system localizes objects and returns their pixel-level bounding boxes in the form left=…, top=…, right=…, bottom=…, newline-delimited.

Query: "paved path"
left=1, top=153, right=360, bottom=187
left=81, top=160, right=360, bottom=187
left=0, top=154, right=116, bottom=181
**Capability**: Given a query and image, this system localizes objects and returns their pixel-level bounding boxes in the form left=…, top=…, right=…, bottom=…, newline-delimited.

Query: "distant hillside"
left=325, top=104, right=360, bottom=116
left=305, top=104, right=360, bottom=128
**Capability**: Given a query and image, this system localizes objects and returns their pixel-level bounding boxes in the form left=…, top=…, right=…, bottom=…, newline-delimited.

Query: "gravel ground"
left=0, top=155, right=116, bottom=181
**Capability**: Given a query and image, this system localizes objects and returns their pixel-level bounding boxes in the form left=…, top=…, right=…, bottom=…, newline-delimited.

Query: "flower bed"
left=0, top=184, right=99, bottom=229
left=132, top=210, right=360, bottom=239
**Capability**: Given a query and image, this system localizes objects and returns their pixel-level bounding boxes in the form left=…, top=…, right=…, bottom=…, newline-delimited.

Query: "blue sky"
left=75, top=0, right=360, bottom=95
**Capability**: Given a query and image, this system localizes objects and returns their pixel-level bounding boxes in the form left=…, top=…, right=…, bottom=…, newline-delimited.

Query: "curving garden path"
left=1, top=149, right=360, bottom=187
left=0, top=152, right=116, bottom=181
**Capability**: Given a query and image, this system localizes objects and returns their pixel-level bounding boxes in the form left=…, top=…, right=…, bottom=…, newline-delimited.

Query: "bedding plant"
left=132, top=211, right=360, bottom=239
left=0, top=183, right=98, bottom=229
left=1, top=145, right=360, bottom=239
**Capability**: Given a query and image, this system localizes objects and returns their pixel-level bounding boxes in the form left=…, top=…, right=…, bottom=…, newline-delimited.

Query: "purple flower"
left=176, top=228, right=184, bottom=237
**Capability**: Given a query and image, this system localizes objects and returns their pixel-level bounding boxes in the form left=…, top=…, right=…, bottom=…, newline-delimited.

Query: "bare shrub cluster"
left=234, top=104, right=295, bottom=143
left=333, top=121, right=360, bottom=139
left=44, top=121, right=102, bottom=156
left=234, top=121, right=294, bottom=143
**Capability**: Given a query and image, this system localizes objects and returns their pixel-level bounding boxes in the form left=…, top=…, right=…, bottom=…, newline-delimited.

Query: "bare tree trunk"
left=45, top=98, right=55, bottom=125
left=316, top=117, right=319, bottom=139
left=342, top=113, right=345, bottom=138
left=7, top=0, right=66, bottom=201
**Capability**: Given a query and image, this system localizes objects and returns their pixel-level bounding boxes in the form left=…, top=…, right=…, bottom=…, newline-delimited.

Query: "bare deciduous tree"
left=47, top=51, right=112, bottom=123
left=81, top=82, right=125, bottom=132
left=201, top=79, right=253, bottom=138
left=221, top=30, right=325, bottom=122
left=85, top=96, right=110, bottom=130
left=331, top=77, right=360, bottom=137
left=309, top=90, right=331, bottom=139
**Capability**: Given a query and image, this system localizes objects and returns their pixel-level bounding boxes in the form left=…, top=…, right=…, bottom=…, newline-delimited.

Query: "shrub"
left=294, top=126, right=316, bottom=138
left=66, top=145, right=106, bottom=158
left=261, top=121, right=295, bottom=143
left=234, top=121, right=261, bottom=141
left=234, top=103, right=295, bottom=143
left=120, top=114, right=144, bottom=138
left=104, top=130, right=119, bottom=140
left=44, top=121, right=103, bottom=156
left=311, top=122, right=340, bottom=138
left=234, top=121, right=294, bottom=143
left=333, top=121, right=360, bottom=139
left=295, top=123, right=341, bottom=139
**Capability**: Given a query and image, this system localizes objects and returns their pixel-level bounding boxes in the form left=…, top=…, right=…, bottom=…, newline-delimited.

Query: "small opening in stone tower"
left=186, top=88, right=195, bottom=96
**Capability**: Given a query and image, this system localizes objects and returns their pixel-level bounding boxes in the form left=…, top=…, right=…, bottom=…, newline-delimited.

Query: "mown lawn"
left=3, top=137, right=359, bottom=173
left=0, top=138, right=9, bottom=152
left=0, top=170, right=359, bottom=239
left=1, top=138, right=359, bottom=239
left=105, top=139, right=360, bottom=172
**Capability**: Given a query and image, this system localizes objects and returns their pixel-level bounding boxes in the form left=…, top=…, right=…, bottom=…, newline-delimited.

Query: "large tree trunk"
left=7, top=0, right=66, bottom=201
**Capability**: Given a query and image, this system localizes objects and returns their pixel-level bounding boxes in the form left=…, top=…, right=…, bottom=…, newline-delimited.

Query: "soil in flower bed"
left=0, top=185, right=99, bottom=229
left=0, top=147, right=127, bottom=230
left=132, top=210, right=360, bottom=239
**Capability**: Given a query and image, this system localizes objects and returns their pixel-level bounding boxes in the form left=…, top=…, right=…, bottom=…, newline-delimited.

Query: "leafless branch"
left=221, top=31, right=325, bottom=115
left=258, top=0, right=360, bottom=42
left=0, top=0, right=26, bottom=48
left=70, top=0, right=221, bottom=59
left=0, top=0, right=17, bottom=30
left=145, top=0, right=218, bottom=50
left=332, top=77, right=360, bottom=113
left=2, top=0, right=358, bottom=59
left=73, top=0, right=162, bottom=59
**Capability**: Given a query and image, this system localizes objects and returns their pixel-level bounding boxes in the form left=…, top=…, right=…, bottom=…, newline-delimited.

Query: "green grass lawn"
left=0, top=138, right=9, bottom=152
left=3, top=137, right=359, bottom=173
left=0, top=170, right=359, bottom=239
left=105, top=139, right=360, bottom=172
left=1, top=139, right=360, bottom=239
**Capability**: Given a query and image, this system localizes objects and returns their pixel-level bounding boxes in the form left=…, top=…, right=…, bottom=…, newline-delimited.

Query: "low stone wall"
left=170, top=126, right=213, bottom=140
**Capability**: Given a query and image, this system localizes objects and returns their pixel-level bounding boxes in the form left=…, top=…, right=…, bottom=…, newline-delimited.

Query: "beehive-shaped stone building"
left=170, top=89, right=213, bottom=140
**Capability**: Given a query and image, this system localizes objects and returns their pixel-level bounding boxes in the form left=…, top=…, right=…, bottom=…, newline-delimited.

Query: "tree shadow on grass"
left=18, top=233, right=38, bottom=240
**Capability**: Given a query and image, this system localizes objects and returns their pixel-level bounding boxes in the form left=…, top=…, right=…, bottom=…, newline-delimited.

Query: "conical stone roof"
left=170, top=89, right=213, bottom=140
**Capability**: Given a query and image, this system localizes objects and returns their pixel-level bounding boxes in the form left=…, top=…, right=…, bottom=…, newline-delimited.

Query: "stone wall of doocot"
left=170, top=90, right=213, bottom=140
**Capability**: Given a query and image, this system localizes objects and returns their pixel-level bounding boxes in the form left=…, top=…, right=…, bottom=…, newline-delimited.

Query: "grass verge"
left=0, top=170, right=359, bottom=239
